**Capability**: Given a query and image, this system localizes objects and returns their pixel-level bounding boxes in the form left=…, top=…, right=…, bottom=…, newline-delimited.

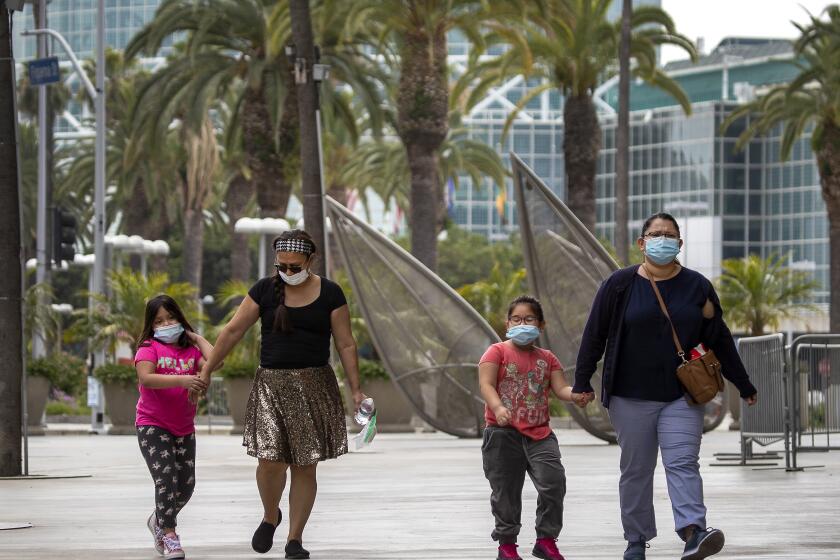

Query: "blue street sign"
left=28, top=57, right=61, bottom=86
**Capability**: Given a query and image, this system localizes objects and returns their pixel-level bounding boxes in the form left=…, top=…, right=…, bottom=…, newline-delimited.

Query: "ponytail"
left=272, top=274, right=292, bottom=333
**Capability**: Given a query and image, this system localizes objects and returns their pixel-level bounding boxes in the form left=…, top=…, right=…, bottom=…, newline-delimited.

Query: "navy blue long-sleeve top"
left=573, top=265, right=757, bottom=407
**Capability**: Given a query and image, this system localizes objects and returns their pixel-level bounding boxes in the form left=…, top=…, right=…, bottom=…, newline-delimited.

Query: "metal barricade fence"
left=204, top=377, right=230, bottom=433
left=729, top=334, right=788, bottom=467
left=790, top=335, right=840, bottom=466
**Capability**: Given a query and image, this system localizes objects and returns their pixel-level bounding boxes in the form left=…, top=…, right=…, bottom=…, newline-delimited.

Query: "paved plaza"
left=1, top=426, right=838, bottom=559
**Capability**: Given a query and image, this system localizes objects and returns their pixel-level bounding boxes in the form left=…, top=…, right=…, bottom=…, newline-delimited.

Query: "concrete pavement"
left=1, top=428, right=838, bottom=559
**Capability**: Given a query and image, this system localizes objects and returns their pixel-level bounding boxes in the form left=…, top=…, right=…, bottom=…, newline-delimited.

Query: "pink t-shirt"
left=480, top=341, right=563, bottom=440
left=134, top=339, right=203, bottom=436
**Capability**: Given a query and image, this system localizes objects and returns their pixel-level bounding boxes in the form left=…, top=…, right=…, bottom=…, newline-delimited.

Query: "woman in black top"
left=199, top=229, right=365, bottom=559
left=572, top=213, right=758, bottom=560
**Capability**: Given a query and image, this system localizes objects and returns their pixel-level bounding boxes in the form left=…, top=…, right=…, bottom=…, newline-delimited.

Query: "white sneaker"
left=147, top=512, right=164, bottom=555
left=162, top=532, right=186, bottom=559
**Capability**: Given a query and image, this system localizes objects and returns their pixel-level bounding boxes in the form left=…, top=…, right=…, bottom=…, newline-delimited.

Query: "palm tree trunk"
left=182, top=206, right=204, bottom=290
left=290, top=0, right=326, bottom=277
left=242, top=79, right=296, bottom=219
left=226, top=173, right=253, bottom=281
left=818, top=121, right=840, bottom=331
left=563, top=94, right=600, bottom=232
left=614, top=0, right=632, bottom=264
left=0, top=6, right=23, bottom=476
left=397, top=26, right=448, bottom=272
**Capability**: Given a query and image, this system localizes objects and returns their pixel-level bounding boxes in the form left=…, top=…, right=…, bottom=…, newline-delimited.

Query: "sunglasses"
left=274, top=263, right=305, bottom=274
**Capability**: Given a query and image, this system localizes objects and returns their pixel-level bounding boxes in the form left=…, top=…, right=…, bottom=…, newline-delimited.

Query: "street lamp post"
left=234, top=218, right=290, bottom=278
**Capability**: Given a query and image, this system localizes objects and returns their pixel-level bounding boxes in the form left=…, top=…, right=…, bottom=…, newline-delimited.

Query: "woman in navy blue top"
left=572, top=213, right=758, bottom=560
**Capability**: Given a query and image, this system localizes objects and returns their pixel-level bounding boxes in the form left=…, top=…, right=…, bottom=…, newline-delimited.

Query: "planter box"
left=26, top=376, right=51, bottom=436
left=345, top=377, right=414, bottom=433
left=103, top=382, right=139, bottom=435
left=223, top=377, right=254, bottom=435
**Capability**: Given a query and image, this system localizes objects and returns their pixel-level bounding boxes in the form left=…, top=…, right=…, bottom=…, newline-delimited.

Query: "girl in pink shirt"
left=134, top=295, right=216, bottom=560
left=478, top=296, right=580, bottom=560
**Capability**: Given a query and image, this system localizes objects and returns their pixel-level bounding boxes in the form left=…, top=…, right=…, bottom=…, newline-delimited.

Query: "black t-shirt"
left=247, top=276, right=348, bottom=369
left=612, top=269, right=709, bottom=402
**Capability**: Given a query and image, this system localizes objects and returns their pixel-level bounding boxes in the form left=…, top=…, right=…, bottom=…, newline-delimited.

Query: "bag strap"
left=642, top=264, right=688, bottom=365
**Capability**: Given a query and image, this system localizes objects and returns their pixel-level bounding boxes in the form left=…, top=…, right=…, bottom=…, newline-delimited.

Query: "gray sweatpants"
left=481, top=426, right=566, bottom=543
left=609, top=395, right=706, bottom=543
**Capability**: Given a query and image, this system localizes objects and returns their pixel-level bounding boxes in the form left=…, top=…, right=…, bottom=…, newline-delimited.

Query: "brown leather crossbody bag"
left=643, top=266, right=724, bottom=405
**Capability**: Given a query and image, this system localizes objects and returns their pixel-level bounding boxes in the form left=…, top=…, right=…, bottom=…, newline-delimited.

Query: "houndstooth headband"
left=275, top=238, right=314, bottom=255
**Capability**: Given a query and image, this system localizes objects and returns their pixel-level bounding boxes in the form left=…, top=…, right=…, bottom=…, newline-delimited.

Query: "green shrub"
left=27, top=353, right=87, bottom=396
left=93, top=362, right=137, bottom=386
left=217, top=360, right=258, bottom=379
left=45, top=400, right=91, bottom=416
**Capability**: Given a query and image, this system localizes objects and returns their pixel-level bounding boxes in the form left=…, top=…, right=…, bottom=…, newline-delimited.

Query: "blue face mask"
left=644, top=236, right=681, bottom=265
left=506, top=325, right=540, bottom=346
left=154, top=323, right=184, bottom=344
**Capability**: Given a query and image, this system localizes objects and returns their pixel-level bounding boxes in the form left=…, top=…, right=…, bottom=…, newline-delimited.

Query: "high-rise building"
left=12, top=0, right=170, bottom=62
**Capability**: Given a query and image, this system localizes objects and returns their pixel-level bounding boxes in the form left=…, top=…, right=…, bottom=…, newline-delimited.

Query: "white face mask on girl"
left=280, top=268, right=310, bottom=285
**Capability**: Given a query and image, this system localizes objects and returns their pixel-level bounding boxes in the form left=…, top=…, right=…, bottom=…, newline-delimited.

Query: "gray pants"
left=609, top=396, right=706, bottom=543
left=481, top=426, right=566, bottom=543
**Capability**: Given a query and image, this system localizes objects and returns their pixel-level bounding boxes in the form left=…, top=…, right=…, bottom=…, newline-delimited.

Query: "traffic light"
left=51, top=207, right=77, bottom=264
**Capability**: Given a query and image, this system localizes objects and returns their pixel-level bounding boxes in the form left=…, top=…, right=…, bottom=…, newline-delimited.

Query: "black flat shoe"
left=251, top=508, right=282, bottom=554
left=285, top=539, right=310, bottom=559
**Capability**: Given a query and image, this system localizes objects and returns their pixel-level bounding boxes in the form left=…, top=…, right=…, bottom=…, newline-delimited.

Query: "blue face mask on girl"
left=506, top=325, right=540, bottom=346
left=154, top=323, right=184, bottom=344
left=644, top=236, right=681, bottom=265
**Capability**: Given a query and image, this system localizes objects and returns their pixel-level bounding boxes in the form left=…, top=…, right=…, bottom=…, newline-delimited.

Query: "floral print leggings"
left=136, top=425, right=196, bottom=529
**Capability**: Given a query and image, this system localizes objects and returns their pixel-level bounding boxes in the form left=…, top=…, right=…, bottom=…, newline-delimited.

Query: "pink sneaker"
left=497, top=542, right=522, bottom=560
left=533, top=537, right=565, bottom=560
left=147, top=512, right=164, bottom=555
left=162, top=532, right=185, bottom=559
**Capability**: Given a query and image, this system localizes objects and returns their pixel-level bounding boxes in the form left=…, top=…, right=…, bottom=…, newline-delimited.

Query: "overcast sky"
left=660, top=0, right=836, bottom=64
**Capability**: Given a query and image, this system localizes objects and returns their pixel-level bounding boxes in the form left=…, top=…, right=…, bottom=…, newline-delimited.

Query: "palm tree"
left=59, top=50, right=175, bottom=253
left=465, top=0, right=696, bottom=231
left=717, top=254, right=819, bottom=336
left=69, top=270, right=199, bottom=355
left=723, top=7, right=840, bottom=331
left=341, top=109, right=507, bottom=229
left=348, top=0, right=497, bottom=271
left=126, top=0, right=297, bottom=219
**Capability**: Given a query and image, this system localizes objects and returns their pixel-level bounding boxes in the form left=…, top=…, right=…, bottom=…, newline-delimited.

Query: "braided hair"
left=272, top=229, right=318, bottom=334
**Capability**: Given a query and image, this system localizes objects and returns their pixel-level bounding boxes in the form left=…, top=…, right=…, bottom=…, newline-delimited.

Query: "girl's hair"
left=507, top=295, right=545, bottom=323
left=640, top=212, right=681, bottom=238
left=272, top=229, right=318, bottom=334
left=137, top=294, right=195, bottom=351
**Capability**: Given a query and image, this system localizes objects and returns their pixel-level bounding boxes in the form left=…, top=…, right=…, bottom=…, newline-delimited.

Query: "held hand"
left=744, top=393, right=758, bottom=406
left=571, top=392, right=595, bottom=408
left=181, top=375, right=208, bottom=392
left=493, top=404, right=512, bottom=426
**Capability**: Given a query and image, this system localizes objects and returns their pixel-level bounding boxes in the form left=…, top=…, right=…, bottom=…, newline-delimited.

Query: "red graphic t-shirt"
left=480, top=341, right=563, bottom=440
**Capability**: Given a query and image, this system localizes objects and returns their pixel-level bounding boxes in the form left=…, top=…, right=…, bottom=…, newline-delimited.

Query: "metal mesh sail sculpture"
left=326, top=197, right=495, bottom=437
left=511, top=153, right=727, bottom=442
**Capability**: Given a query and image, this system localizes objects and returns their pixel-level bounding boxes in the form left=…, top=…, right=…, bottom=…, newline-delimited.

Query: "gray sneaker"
left=147, top=512, right=164, bottom=555
left=623, top=540, right=647, bottom=560
left=682, top=528, right=724, bottom=560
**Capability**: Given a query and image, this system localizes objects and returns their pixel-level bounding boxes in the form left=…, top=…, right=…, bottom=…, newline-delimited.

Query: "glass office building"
left=455, top=34, right=829, bottom=323
left=12, top=0, right=169, bottom=62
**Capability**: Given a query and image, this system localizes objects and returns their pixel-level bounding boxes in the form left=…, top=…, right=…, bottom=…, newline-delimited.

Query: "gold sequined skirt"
left=243, top=365, right=348, bottom=465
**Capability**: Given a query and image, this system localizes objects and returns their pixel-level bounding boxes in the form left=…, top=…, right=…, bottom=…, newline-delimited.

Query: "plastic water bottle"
left=354, top=397, right=375, bottom=426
